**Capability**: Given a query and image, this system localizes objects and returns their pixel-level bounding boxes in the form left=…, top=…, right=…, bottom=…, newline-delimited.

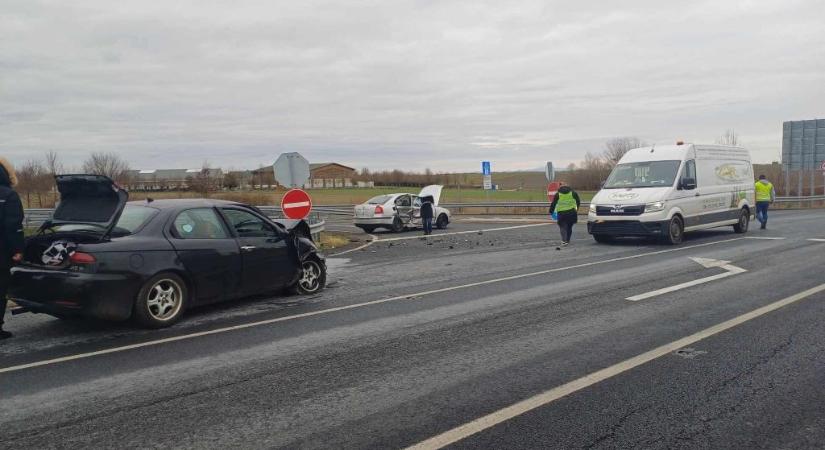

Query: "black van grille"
left=595, top=204, right=646, bottom=216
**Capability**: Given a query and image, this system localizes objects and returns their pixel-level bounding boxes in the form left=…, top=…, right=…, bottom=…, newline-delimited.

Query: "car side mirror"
left=681, top=178, right=697, bottom=190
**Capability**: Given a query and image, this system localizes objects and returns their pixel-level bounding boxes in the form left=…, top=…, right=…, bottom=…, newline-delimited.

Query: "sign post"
left=281, top=189, right=313, bottom=220
left=273, top=152, right=311, bottom=188
left=482, top=161, right=493, bottom=190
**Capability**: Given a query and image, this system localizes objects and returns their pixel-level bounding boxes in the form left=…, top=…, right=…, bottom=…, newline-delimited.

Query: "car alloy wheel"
left=298, top=260, right=323, bottom=294
left=146, top=278, right=184, bottom=321
left=436, top=214, right=449, bottom=229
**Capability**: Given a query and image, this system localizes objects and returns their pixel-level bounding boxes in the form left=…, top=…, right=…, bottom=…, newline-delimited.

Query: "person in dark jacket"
left=0, top=158, right=25, bottom=339
left=549, top=184, right=581, bottom=249
left=420, top=195, right=435, bottom=235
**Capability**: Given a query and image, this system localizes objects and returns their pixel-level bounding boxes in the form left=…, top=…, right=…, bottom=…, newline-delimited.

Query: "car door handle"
left=241, top=246, right=256, bottom=252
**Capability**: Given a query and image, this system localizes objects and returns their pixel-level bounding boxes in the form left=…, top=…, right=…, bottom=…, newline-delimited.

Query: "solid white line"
left=0, top=237, right=747, bottom=374
left=375, top=223, right=551, bottom=242
left=328, top=234, right=377, bottom=256
left=626, top=272, right=738, bottom=301
left=407, top=282, right=825, bottom=450
left=807, top=238, right=825, bottom=242
left=745, top=237, right=787, bottom=240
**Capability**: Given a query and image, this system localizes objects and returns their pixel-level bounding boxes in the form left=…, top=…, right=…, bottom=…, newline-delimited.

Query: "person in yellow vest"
left=754, top=174, right=775, bottom=230
left=549, top=184, right=581, bottom=249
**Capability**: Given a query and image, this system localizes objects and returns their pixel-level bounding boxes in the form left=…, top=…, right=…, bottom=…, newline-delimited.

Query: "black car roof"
left=126, top=198, right=248, bottom=210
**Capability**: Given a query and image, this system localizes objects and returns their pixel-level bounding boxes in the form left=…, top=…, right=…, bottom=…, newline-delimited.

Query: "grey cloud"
left=1, top=0, right=823, bottom=171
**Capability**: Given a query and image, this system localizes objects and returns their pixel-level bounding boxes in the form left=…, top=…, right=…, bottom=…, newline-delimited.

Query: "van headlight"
left=645, top=201, right=665, bottom=213
left=589, top=203, right=597, bottom=214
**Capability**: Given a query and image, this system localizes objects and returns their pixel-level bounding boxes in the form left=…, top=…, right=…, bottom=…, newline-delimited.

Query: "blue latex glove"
left=551, top=212, right=558, bottom=221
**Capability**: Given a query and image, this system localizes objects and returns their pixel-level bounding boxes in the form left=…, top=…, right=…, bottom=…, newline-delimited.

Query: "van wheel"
left=593, top=234, right=614, bottom=244
left=436, top=214, right=449, bottom=229
left=133, top=273, right=187, bottom=328
left=663, top=216, right=684, bottom=245
left=391, top=217, right=404, bottom=233
left=733, top=208, right=750, bottom=233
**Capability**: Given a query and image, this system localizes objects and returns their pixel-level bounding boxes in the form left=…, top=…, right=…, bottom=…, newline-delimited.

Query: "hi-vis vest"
left=554, top=191, right=577, bottom=213
left=755, top=181, right=773, bottom=202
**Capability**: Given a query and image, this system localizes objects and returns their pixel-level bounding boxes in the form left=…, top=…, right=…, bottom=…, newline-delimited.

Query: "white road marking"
left=375, top=223, right=551, bottom=242
left=0, top=236, right=749, bottom=374
left=745, top=236, right=787, bottom=240
left=329, top=234, right=377, bottom=256
left=282, top=201, right=311, bottom=209
left=407, top=282, right=825, bottom=450
left=807, top=238, right=825, bottom=242
left=626, top=257, right=747, bottom=301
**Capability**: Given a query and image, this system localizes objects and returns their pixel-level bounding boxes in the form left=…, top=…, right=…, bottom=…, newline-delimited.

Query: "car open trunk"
left=22, top=232, right=106, bottom=268
left=24, top=174, right=129, bottom=268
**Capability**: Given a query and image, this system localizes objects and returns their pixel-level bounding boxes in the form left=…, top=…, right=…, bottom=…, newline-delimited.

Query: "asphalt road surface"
left=2, top=210, right=825, bottom=449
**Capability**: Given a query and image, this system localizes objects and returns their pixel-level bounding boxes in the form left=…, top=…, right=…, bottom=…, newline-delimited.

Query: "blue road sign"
left=482, top=161, right=491, bottom=176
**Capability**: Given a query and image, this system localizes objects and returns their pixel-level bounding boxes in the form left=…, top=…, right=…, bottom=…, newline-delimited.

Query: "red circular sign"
left=547, top=181, right=562, bottom=201
left=281, top=189, right=313, bottom=219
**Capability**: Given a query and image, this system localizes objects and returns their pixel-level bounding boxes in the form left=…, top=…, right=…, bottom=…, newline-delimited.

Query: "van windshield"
left=604, top=161, right=681, bottom=189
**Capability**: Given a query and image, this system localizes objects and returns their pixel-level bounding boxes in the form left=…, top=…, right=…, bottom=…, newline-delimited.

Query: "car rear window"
left=113, top=205, right=158, bottom=235
left=367, top=195, right=392, bottom=204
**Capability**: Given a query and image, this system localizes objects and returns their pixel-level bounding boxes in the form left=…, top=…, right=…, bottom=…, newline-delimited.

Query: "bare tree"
left=604, top=137, right=647, bottom=167
left=16, top=159, right=52, bottom=207
left=716, top=129, right=740, bottom=146
left=82, top=152, right=131, bottom=183
left=44, top=151, right=63, bottom=175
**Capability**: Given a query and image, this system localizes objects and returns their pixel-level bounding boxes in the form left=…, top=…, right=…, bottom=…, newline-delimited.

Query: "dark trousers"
left=558, top=220, right=574, bottom=243
left=423, top=218, right=433, bottom=234
left=756, top=201, right=770, bottom=225
left=0, top=268, right=9, bottom=328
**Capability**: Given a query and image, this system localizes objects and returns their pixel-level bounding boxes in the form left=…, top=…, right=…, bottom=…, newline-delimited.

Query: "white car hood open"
left=418, top=185, right=443, bottom=206
left=592, top=187, right=670, bottom=205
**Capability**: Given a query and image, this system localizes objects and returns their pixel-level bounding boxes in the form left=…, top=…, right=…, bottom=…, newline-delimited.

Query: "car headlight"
left=645, top=201, right=665, bottom=213
left=589, top=203, right=597, bottom=214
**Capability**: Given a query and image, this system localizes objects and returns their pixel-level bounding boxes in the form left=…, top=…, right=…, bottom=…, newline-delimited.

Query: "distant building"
left=126, top=168, right=224, bottom=191
left=308, top=163, right=357, bottom=189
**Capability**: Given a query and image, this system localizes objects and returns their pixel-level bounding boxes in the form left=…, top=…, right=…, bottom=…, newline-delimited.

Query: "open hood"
left=50, top=175, right=129, bottom=237
left=418, top=185, right=443, bottom=206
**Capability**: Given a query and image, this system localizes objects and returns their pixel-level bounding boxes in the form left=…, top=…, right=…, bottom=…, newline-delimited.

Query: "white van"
left=587, top=143, right=755, bottom=244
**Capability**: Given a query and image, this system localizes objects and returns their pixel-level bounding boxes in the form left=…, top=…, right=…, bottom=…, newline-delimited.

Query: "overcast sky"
left=2, top=0, right=823, bottom=172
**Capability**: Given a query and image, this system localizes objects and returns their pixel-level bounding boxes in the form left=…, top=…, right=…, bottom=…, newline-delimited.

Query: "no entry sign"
left=547, top=181, right=562, bottom=201
left=281, top=189, right=313, bottom=219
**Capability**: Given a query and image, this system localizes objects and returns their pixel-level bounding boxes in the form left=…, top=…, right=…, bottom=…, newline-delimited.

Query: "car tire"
left=733, top=208, right=749, bottom=234
left=662, top=215, right=684, bottom=245
left=133, top=273, right=188, bottom=329
left=436, top=214, right=449, bottom=229
left=289, top=257, right=327, bottom=295
left=359, top=226, right=376, bottom=234
left=391, top=217, right=404, bottom=233
left=593, top=234, right=614, bottom=244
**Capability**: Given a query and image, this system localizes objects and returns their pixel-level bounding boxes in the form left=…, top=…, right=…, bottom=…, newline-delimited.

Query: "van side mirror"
left=681, top=178, right=697, bottom=190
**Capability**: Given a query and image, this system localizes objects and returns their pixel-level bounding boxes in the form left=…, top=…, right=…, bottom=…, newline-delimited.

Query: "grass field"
left=125, top=188, right=595, bottom=206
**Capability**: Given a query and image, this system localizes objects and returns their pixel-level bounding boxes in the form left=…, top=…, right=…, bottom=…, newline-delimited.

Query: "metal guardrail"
left=23, top=195, right=824, bottom=228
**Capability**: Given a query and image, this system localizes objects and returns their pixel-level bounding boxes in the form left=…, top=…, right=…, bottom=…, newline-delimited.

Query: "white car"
left=354, top=185, right=451, bottom=233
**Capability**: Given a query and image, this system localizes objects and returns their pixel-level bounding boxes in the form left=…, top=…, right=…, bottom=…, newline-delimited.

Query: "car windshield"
left=51, top=205, right=157, bottom=236
left=366, top=195, right=392, bottom=204
left=603, top=160, right=681, bottom=189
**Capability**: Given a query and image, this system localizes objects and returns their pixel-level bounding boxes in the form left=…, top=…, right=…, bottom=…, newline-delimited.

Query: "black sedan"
left=10, top=175, right=326, bottom=328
